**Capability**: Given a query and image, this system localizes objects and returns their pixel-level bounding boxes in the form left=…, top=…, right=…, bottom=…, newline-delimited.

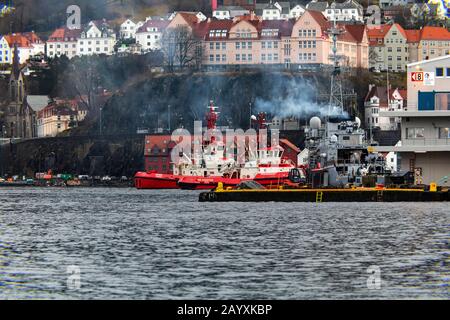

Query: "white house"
left=120, top=19, right=139, bottom=39
left=324, top=0, right=364, bottom=23
left=2, top=34, right=34, bottom=64
left=0, top=36, right=11, bottom=64
left=47, top=27, right=81, bottom=59
left=135, top=20, right=169, bottom=52
left=213, top=6, right=250, bottom=20
left=364, top=85, right=405, bottom=131
left=256, top=2, right=291, bottom=20
left=77, top=20, right=116, bottom=56
left=290, top=5, right=306, bottom=19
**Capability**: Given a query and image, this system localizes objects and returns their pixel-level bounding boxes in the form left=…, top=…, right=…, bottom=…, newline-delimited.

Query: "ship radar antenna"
left=326, top=20, right=346, bottom=123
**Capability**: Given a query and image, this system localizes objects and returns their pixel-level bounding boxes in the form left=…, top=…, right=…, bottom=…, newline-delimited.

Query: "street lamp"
left=249, top=102, right=252, bottom=129
left=99, top=107, right=103, bottom=135
left=168, top=105, right=171, bottom=132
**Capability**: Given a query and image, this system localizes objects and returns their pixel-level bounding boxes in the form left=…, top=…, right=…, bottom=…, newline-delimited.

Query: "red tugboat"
left=134, top=102, right=304, bottom=190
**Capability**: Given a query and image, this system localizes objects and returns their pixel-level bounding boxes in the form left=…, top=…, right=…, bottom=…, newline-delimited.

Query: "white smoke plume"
left=255, top=77, right=348, bottom=119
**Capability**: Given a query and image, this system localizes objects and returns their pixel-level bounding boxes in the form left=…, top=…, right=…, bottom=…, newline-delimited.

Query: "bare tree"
left=69, top=57, right=100, bottom=111
left=368, top=48, right=379, bottom=68
left=161, top=26, right=203, bottom=72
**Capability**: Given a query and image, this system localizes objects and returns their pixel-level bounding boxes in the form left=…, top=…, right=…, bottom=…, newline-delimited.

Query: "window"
left=209, top=43, right=213, bottom=50
left=222, top=54, right=226, bottom=62
left=235, top=42, right=240, bottom=49
left=439, top=128, right=450, bottom=139
left=215, top=42, right=220, bottom=50
left=216, top=54, right=220, bottom=62
left=406, top=127, right=425, bottom=139
left=248, top=54, right=252, bottom=61
left=447, top=68, right=450, bottom=77
left=209, top=54, right=213, bottom=62
left=262, top=54, right=266, bottom=61
left=236, top=54, right=240, bottom=61
left=435, top=93, right=450, bottom=110
left=436, top=68, right=444, bottom=77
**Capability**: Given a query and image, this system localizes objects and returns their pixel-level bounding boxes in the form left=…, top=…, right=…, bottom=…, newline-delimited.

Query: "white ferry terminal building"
left=376, top=55, right=450, bottom=186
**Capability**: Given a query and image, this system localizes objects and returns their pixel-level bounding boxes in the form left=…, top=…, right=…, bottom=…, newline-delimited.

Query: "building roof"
left=407, top=54, right=450, bottom=67
left=22, top=31, right=43, bottom=44
left=304, top=10, right=331, bottom=33
left=365, top=86, right=405, bottom=107
left=47, top=27, right=82, bottom=42
left=405, top=29, right=420, bottom=43
left=26, top=95, right=50, bottom=112
left=306, top=1, right=329, bottom=12
left=419, top=26, right=450, bottom=41
left=3, top=34, right=31, bottom=48
left=136, top=19, right=169, bottom=33
left=261, top=19, right=295, bottom=37
left=329, top=0, right=363, bottom=10
left=178, top=12, right=200, bottom=26
left=341, top=24, right=366, bottom=43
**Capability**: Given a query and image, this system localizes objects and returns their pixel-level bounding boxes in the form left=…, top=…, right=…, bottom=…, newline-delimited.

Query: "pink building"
left=163, top=11, right=369, bottom=70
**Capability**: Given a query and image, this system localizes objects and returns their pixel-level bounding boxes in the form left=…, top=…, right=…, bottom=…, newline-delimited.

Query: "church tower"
left=1, top=43, right=27, bottom=138
left=9, top=43, right=25, bottom=104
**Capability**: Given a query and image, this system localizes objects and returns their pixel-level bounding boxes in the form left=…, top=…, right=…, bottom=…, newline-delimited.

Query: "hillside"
left=0, top=0, right=210, bottom=35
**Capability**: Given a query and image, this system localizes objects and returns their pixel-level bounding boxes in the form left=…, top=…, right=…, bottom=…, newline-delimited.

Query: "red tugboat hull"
left=134, top=172, right=180, bottom=189
left=135, top=171, right=291, bottom=190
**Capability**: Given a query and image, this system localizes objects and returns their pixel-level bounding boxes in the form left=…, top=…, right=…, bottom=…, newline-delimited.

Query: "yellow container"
left=430, top=182, right=437, bottom=192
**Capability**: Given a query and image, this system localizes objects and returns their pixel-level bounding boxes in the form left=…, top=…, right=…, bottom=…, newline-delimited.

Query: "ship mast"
left=326, top=20, right=345, bottom=124
left=206, top=100, right=218, bottom=130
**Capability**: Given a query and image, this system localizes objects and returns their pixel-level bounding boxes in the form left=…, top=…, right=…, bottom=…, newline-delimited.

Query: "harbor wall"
left=0, top=134, right=145, bottom=178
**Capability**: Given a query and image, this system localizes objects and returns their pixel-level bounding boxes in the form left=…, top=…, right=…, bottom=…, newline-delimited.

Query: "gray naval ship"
left=302, top=116, right=392, bottom=188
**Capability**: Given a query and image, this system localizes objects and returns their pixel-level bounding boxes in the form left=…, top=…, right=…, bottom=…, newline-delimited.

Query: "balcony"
left=374, top=138, right=450, bottom=153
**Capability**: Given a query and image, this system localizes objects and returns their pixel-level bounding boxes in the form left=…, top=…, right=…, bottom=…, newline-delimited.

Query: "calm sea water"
left=0, top=187, right=448, bottom=300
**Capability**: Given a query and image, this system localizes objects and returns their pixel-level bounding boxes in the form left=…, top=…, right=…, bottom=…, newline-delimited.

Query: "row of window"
left=79, top=47, right=110, bottom=53
left=423, top=49, right=450, bottom=56
left=79, top=40, right=110, bottom=45
left=299, top=40, right=316, bottom=49
left=406, top=127, right=450, bottom=139
left=48, top=44, right=76, bottom=49
left=387, top=47, right=406, bottom=53
left=299, top=52, right=316, bottom=61
left=298, top=29, right=317, bottom=38
left=435, top=67, right=450, bottom=77
left=387, top=56, right=407, bottom=61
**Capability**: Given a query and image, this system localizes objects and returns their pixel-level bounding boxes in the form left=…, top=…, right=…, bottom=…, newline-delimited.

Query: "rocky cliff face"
left=0, top=135, right=144, bottom=177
